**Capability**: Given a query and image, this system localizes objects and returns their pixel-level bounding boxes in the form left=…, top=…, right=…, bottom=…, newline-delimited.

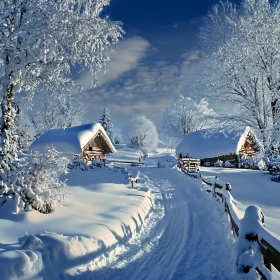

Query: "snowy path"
left=68, top=167, right=240, bottom=280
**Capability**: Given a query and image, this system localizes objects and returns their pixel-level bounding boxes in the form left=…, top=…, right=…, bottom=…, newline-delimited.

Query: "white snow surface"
left=176, top=128, right=253, bottom=159
left=29, top=123, right=116, bottom=155
left=107, top=144, right=143, bottom=162
left=201, top=167, right=280, bottom=238
left=0, top=145, right=280, bottom=279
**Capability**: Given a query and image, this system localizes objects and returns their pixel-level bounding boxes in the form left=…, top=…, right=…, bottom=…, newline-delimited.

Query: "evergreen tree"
left=99, top=107, right=113, bottom=140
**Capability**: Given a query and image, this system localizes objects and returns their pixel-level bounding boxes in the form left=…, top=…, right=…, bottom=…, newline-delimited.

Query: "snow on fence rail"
left=178, top=158, right=280, bottom=280
left=107, top=160, right=144, bottom=166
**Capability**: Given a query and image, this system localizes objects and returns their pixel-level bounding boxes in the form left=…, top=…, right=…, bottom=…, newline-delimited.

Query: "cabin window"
left=89, top=147, right=92, bottom=151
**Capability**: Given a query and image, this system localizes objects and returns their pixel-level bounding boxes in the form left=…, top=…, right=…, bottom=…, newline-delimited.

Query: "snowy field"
left=0, top=157, right=163, bottom=279
left=107, top=145, right=143, bottom=162
left=1, top=146, right=280, bottom=279
left=201, top=167, right=280, bottom=238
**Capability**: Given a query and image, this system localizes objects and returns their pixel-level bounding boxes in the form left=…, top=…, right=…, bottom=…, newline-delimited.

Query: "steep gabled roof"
left=30, top=123, right=116, bottom=155
left=176, top=127, right=258, bottom=159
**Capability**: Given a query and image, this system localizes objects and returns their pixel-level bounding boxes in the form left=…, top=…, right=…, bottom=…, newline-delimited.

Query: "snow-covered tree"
left=0, top=148, right=69, bottom=214
left=22, top=90, right=85, bottom=145
left=0, top=0, right=123, bottom=211
left=161, top=95, right=217, bottom=141
left=198, top=0, right=238, bottom=53
left=113, top=133, right=124, bottom=144
left=125, top=116, right=158, bottom=153
left=199, top=0, right=280, bottom=151
left=99, top=106, right=113, bottom=140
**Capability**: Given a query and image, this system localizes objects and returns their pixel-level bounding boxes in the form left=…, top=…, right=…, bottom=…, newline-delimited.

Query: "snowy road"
left=68, top=167, right=240, bottom=280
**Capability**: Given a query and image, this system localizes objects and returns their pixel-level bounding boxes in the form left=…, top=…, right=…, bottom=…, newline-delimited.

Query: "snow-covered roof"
left=176, top=128, right=254, bottom=159
left=30, top=123, right=116, bottom=155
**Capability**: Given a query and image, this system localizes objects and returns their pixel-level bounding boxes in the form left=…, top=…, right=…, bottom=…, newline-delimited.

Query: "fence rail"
left=178, top=158, right=280, bottom=280
left=180, top=157, right=200, bottom=170
left=107, top=160, right=144, bottom=166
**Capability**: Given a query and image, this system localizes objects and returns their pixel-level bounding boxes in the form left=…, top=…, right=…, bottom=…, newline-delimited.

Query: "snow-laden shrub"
left=68, top=156, right=88, bottom=171
left=113, top=133, right=124, bottom=145
left=91, top=159, right=104, bottom=168
left=214, top=159, right=223, bottom=167
left=224, top=160, right=234, bottom=168
left=203, top=161, right=211, bottom=167
left=68, top=157, right=104, bottom=171
left=0, top=148, right=69, bottom=214
left=124, top=115, right=158, bottom=153
left=239, top=153, right=266, bottom=170
left=271, top=174, right=280, bottom=182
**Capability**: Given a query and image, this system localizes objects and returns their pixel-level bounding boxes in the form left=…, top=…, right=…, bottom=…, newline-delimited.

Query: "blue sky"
left=79, top=0, right=241, bottom=131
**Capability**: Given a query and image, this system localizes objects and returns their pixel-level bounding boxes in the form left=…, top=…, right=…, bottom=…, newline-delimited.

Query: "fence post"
left=236, top=206, right=271, bottom=279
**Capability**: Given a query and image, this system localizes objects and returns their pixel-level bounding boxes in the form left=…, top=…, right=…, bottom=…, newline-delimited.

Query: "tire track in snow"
left=66, top=167, right=240, bottom=280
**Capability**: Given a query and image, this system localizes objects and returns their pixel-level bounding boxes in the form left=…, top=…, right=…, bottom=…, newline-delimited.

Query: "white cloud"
left=77, top=48, right=208, bottom=130
left=78, top=36, right=150, bottom=89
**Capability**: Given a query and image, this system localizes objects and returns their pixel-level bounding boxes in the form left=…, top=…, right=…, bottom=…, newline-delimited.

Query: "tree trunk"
left=270, top=98, right=279, bottom=151
left=0, top=78, right=18, bottom=193
left=1, top=83, right=16, bottom=158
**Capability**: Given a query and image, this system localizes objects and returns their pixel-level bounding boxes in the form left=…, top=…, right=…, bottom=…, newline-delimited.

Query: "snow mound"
left=0, top=167, right=162, bottom=279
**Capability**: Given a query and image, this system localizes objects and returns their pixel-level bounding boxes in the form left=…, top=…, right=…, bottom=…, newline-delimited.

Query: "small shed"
left=30, top=123, right=116, bottom=162
left=176, top=127, right=260, bottom=166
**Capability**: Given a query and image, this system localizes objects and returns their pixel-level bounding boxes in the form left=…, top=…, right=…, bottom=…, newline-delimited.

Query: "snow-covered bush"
left=0, top=148, right=69, bottom=214
left=113, top=133, right=124, bottom=145
left=203, top=161, right=211, bottom=167
left=91, top=159, right=104, bottom=168
left=214, top=159, right=223, bottom=167
left=271, top=174, right=280, bottom=182
left=68, top=157, right=104, bottom=171
left=68, top=156, right=88, bottom=171
left=125, top=115, right=158, bottom=153
left=224, top=161, right=234, bottom=168
left=238, top=153, right=266, bottom=170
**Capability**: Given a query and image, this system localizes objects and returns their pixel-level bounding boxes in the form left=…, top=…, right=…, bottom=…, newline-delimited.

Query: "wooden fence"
left=178, top=158, right=280, bottom=280
left=180, top=157, right=200, bottom=170
left=107, top=160, right=144, bottom=167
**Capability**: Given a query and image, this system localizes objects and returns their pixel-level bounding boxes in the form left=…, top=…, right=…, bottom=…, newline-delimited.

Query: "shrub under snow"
left=238, top=153, right=266, bottom=170
left=125, top=115, right=158, bottom=153
left=0, top=148, right=69, bottom=214
left=224, top=161, right=235, bottom=168
left=214, top=159, right=223, bottom=167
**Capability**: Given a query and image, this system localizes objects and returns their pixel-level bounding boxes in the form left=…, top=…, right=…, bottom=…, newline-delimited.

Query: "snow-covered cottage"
left=176, top=127, right=260, bottom=166
left=30, top=123, right=116, bottom=162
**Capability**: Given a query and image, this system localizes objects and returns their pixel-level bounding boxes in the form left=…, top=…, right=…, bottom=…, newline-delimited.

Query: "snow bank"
left=0, top=167, right=157, bottom=279
left=30, top=123, right=116, bottom=155
left=201, top=167, right=280, bottom=237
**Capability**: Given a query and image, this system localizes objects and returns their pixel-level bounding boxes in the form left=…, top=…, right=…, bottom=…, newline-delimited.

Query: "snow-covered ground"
left=0, top=147, right=280, bottom=279
left=201, top=167, right=280, bottom=238
left=0, top=163, right=162, bottom=279
left=107, top=145, right=143, bottom=162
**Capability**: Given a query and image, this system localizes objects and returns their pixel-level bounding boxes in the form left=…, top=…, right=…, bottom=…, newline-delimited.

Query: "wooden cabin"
left=176, top=127, right=260, bottom=166
left=30, top=123, right=116, bottom=163
left=81, top=130, right=115, bottom=162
